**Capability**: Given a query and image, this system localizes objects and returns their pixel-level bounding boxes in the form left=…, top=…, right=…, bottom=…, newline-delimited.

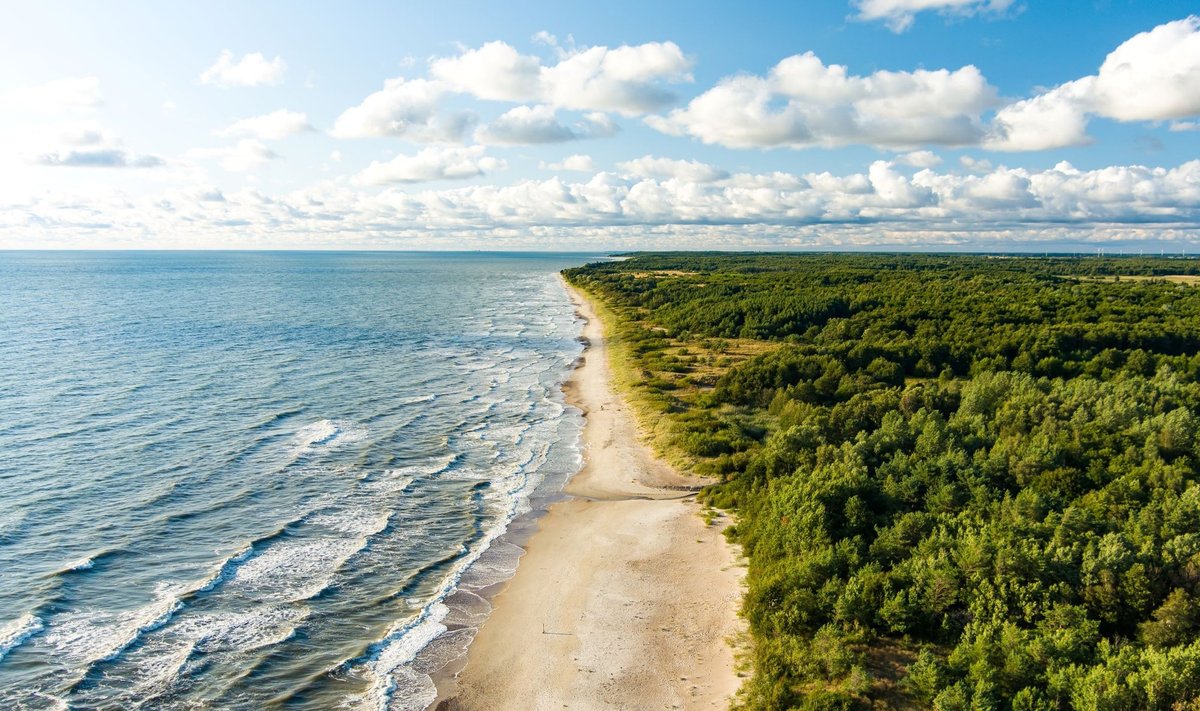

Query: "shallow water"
left=0, top=251, right=593, bottom=709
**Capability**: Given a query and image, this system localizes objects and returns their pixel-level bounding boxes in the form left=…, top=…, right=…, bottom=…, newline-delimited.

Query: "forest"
left=562, top=253, right=1200, bottom=710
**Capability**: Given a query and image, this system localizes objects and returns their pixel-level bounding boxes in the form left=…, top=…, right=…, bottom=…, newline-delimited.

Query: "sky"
left=0, top=0, right=1198, bottom=251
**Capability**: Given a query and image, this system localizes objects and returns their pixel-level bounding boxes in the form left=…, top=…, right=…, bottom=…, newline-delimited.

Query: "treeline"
left=563, top=254, right=1200, bottom=710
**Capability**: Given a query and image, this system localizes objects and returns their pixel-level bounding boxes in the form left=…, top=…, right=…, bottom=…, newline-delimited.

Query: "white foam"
left=385, top=453, right=459, bottom=481
left=61, top=556, right=95, bottom=573
left=41, top=584, right=184, bottom=667
left=85, top=604, right=313, bottom=704
left=397, top=394, right=436, bottom=406
left=188, top=606, right=312, bottom=654
left=101, top=635, right=196, bottom=703
left=11, top=691, right=69, bottom=711
left=197, top=542, right=255, bottom=593
left=349, top=603, right=449, bottom=711
left=231, top=537, right=365, bottom=602
left=0, top=612, right=43, bottom=663
left=291, top=419, right=367, bottom=458
left=362, top=475, right=415, bottom=495
left=309, top=508, right=390, bottom=538
left=340, top=477, right=537, bottom=710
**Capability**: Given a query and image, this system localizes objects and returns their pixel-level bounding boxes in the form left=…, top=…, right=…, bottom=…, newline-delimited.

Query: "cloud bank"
left=6, top=157, right=1198, bottom=249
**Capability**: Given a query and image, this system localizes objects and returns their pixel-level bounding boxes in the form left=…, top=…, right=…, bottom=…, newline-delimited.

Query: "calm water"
left=0, top=251, right=593, bottom=709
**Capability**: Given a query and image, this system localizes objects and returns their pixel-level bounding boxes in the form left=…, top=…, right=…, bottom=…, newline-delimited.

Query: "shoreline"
left=434, top=279, right=745, bottom=710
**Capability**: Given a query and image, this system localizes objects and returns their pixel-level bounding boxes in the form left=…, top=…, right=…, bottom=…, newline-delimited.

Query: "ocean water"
left=0, top=251, right=594, bottom=710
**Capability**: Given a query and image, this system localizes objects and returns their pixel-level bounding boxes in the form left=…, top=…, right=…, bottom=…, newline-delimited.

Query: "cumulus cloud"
left=648, top=52, right=997, bottom=149
left=188, top=139, right=278, bottom=172
left=987, top=17, right=1200, bottom=150
left=330, top=77, right=474, bottom=141
left=616, top=155, right=729, bottom=182
left=1089, top=17, right=1200, bottom=122
left=474, top=105, right=618, bottom=144
left=960, top=155, right=994, bottom=173
left=429, top=40, right=692, bottom=115
left=542, top=154, right=597, bottom=172
left=985, top=80, right=1094, bottom=151
left=353, top=145, right=505, bottom=185
left=853, top=0, right=1016, bottom=33
left=217, top=110, right=314, bottom=140
left=2, top=77, right=103, bottom=113
left=896, top=150, right=943, bottom=168
left=429, top=42, right=541, bottom=102
left=200, top=51, right=287, bottom=88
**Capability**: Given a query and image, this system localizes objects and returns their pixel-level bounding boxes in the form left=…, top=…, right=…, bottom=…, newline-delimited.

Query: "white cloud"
left=429, top=42, right=543, bottom=102
left=853, top=0, right=1016, bottom=33
left=188, top=139, right=278, bottom=171
left=542, top=154, right=596, bottom=172
left=1087, top=16, right=1200, bottom=122
left=649, top=17, right=1200, bottom=154
left=217, top=110, right=314, bottom=140
left=532, top=30, right=556, bottom=44
left=987, top=17, right=1200, bottom=150
left=36, top=148, right=163, bottom=168
left=353, top=145, right=505, bottom=185
left=199, top=51, right=287, bottom=88
left=1172, top=121, right=1200, bottom=132
left=2, top=77, right=103, bottom=113
left=474, top=105, right=618, bottom=144
left=897, top=150, right=942, bottom=168
left=960, top=155, right=994, bottom=173
left=543, top=43, right=693, bottom=115
left=648, top=52, right=996, bottom=149
left=617, top=155, right=729, bottom=182
left=330, top=77, right=473, bottom=141
left=429, top=40, right=692, bottom=115
left=985, top=79, right=1094, bottom=151
left=11, top=120, right=163, bottom=168
left=54, top=121, right=112, bottom=147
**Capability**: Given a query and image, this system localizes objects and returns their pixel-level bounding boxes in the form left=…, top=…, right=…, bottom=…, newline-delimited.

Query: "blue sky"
left=0, top=0, right=1198, bottom=250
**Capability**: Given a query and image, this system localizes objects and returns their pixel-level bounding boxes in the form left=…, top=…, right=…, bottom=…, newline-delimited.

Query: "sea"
left=0, top=251, right=598, bottom=710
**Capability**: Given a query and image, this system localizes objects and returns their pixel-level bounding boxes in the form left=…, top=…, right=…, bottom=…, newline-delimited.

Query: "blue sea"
left=0, top=251, right=595, bottom=710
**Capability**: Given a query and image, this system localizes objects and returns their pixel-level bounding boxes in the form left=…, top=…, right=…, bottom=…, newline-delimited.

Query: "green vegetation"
left=563, top=253, right=1200, bottom=710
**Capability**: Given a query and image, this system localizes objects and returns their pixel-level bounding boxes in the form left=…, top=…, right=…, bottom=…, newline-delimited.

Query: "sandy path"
left=438, top=281, right=745, bottom=711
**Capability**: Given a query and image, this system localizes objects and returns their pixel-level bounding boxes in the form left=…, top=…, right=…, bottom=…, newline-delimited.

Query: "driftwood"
left=541, top=622, right=575, bottom=636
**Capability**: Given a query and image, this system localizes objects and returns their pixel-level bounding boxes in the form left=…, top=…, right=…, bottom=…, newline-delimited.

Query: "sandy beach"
left=438, top=281, right=745, bottom=711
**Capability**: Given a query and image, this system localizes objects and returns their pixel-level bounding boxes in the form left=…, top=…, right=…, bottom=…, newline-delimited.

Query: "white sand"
left=441, top=282, right=746, bottom=711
